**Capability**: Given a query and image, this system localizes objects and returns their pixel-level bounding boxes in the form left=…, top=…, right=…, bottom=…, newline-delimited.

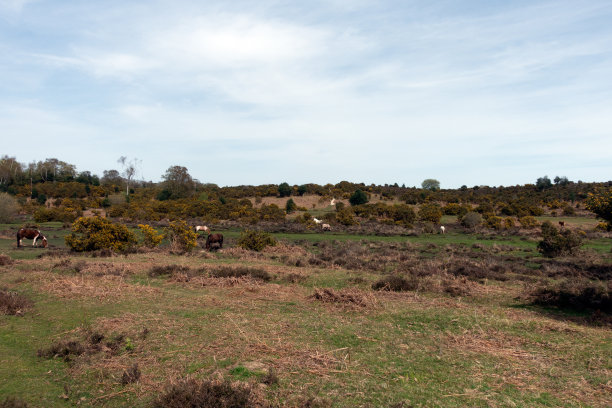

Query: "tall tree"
left=161, top=165, right=195, bottom=199
left=421, top=179, right=440, bottom=191
left=118, top=156, right=139, bottom=196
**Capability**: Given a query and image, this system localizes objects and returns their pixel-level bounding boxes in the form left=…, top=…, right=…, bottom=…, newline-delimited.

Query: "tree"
left=101, top=169, right=123, bottom=187
left=349, top=189, right=368, bottom=206
left=278, top=182, right=292, bottom=197
left=421, top=179, right=440, bottom=191
left=554, top=176, right=569, bottom=186
left=161, top=166, right=195, bottom=199
left=0, top=193, right=18, bottom=223
left=536, top=176, right=552, bottom=191
left=118, top=156, right=139, bottom=197
left=297, top=185, right=307, bottom=196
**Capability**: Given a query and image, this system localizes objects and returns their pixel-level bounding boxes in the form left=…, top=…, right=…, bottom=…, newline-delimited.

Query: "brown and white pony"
left=17, top=228, right=47, bottom=248
left=195, top=225, right=210, bottom=234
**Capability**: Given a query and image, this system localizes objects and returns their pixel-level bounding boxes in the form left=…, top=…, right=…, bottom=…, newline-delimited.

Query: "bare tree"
left=118, top=156, right=140, bottom=196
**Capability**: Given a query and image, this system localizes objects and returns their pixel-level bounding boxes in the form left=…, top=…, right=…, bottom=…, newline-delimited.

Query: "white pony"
left=195, top=225, right=210, bottom=233
left=313, top=218, right=322, bottom=224
left=440, top=225, right=446, bottom=234
left=321, top=223, right=331, bottom=231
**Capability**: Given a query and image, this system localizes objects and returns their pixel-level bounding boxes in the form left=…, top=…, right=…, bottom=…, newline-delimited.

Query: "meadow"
left=1, top=219, right=611, bottom=407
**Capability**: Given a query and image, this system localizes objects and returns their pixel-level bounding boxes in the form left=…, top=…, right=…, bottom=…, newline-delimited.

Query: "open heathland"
left=0, top=221, right=611, bottom=407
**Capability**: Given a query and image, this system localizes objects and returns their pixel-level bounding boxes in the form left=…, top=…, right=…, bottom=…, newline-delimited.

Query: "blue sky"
left=1, top=0, right=611, bottom=188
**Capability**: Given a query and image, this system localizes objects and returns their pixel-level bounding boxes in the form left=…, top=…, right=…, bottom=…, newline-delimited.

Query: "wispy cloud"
left=1, top=0, right=611, bottom=186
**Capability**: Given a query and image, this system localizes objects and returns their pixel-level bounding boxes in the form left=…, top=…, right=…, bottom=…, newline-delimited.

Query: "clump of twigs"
left=152, top=378, right=267, bottom=408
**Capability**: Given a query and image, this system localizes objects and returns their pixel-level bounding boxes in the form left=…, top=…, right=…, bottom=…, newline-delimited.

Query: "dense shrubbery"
left=33, top=207, right=81, bottom=223
left=460, top=212, right=482, bottom=229
left=418, top=203, right=442, bottom=223
left=237, top=230, right=277, bottom=251
left=530, top=279, right=611, bottom=313
left=537, top=221, right=582, bottom=257
left=165, top=220, right=197, bottom=252
left=65, top=217, right=137, bottom=252
left=349, top=189, right=368, bottom=206
left=138, top=224, right=164, bottom=248
left=586, top=188, right=612, bottom=229
left=519, top=216, right=540, bottom=229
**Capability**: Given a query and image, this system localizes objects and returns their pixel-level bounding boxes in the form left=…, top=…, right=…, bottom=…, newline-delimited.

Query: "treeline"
left=2, top=155, right=611, bottom=226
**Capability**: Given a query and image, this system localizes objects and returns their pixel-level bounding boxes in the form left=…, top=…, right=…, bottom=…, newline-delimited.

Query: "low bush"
left=418, top=203, right=442, bottom=224
left=138, top=224, right=164, bottom=248
left=237, top=230, right=277, bottom=251
left=206, top=266, right=271, bottom=282
left=0, top=193, right=19, bottom=223
left=530, top=279, right=611, bottom=313
left=519, top=216, right=540, bottom=229
left=65, top=217, right=137, bottom=252
left=460, top=212, right=482, bottom=229
left=372, top=274, right=419, bottom=292
left=537, top=221, right=582, bottom=257
left=152, top=378, right=265, bottom=408
left=149, top=264, right=192, bottom=277
left=0, top=288, right=32, bottom=316
left=165, top=220, right=197, bottom=252
left=0, top=397, right=29, bottom=408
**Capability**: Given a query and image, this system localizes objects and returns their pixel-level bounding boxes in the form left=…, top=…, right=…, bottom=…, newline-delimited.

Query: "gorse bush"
left=519, top=215, right=540, bottom=229
left=65, top=217, right=137, bottom=252
left=138, top=224, right=164, bottom=248
left=237, top=230, right=277, bottom=251
left=418, top=203, right=442, bottom=223
left=537, top=221, right=582, bottom=257
left=165, top=220, right=197, bottom=252
left=586, top=188, right=612, bottom=229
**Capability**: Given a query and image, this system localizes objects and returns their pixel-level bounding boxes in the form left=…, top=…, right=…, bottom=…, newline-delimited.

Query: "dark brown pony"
left=205, top=233, right=223, bottom=250
left=17, top=228, right=47, bottom=248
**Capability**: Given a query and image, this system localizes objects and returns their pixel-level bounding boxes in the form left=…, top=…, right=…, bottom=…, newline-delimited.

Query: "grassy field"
left=1, top=221, right=611, bottom=407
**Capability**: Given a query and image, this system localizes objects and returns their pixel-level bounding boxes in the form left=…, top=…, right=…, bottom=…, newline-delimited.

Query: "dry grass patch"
left=309, top=288, right=378, bottom=309
left=39, top=272, right=160, bottom=300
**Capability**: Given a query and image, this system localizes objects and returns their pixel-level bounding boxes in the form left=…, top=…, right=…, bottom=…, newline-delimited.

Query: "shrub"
left=0, top=288, right=32, bottom=316
left=485, top=215, right=503, bottom=230
left=537, top=221, right=582, bottom=257
left=237, top=230, right=277, bottom=251
left=165, top=220, right=198, bottom=252
left=442, top=203, right=467, bottom=216
left=349, top=189, right=368, bottom=206
left=586, top=188, right=612, bottom=229
left=285, top=198, right=297, bottom=214
left=503, top=217, right=515, bottom=229
left=207, top=266, right=272, bottom=281
left=152, top=378, right=263, bottom=408
left=336, top=207, right=357, bottom=226
left=138, top=224, right=164, bottom=248
left=372, top=275, right=419, bottom=292
left=562, top=205, right=575, bottom=216
left=418, top=203, right=442, bottom=223
left=65, top=217, right=137, bottom=252
left=530, top=279, right=611, bottom=313
left=519, top=216, right=540, bottom=229
left=460, top=212, right=482, bottom=229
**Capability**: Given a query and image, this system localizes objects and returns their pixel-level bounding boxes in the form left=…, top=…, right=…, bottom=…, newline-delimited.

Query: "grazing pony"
left=17, top=228, right=47, bottom=248
left=558, top=221, right=565, bottom=228
left=440, top=225, right=446, bottom=234
left=205, top=233, right=223, bottom=250
left=313, top=218, right=322, bottom=224
left=321, top=223, right=331, bottom=231
left=330, top=199, right=336, bottom=206
left=195, top=225, right=210, bottom=234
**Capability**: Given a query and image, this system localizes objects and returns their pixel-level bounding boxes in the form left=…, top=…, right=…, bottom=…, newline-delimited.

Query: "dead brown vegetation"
left=0, top=288, right=32, bottom=316
left=152, top=378, right=268, bottom=408
left=0, top=397, right=29, bottom=408
left=0, top=254, right=14, bottom=266
left=309, top=288, right=377, bottom=308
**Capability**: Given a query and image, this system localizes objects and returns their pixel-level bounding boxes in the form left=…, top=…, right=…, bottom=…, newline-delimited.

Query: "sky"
left=1, top=0, right=611, bottom=188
